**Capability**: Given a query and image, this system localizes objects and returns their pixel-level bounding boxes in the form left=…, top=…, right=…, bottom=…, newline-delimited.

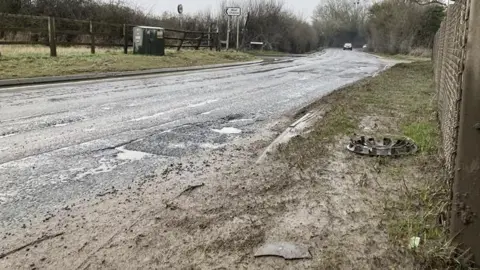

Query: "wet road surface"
left=0, top=49, right=391, bottom=229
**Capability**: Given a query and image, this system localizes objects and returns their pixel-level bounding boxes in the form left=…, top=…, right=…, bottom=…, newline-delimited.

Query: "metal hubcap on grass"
left=347, top=136, right=418, bottom=156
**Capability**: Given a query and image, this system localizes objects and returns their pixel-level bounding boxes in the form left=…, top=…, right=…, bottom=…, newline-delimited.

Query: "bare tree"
left=312, top=0, right=368, bottom=47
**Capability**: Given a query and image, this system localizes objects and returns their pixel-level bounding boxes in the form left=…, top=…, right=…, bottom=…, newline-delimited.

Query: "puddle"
left=211, top=127, right=242, bottom=134
left=116, top=146, right=152, bottom=161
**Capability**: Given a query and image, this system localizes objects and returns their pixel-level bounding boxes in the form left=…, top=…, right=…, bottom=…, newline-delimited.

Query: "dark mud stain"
left=248, top=66, right=286, bottom=74
left=48, top=97, right=68, bottom=102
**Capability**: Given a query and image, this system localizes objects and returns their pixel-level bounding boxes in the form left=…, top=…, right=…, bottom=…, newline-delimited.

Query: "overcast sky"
left=124, top=0, right=320, bottom=20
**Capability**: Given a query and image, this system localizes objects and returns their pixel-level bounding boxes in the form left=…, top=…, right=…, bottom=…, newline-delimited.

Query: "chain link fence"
left=432, top=0, right=470, bottom=182
left=432, top=0, right=480, bottom=263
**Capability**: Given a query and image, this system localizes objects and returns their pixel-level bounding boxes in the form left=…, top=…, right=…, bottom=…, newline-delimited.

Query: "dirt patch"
left=0, top=62, right=456, bottom=269
left=274, top=61, right=456, bottom=268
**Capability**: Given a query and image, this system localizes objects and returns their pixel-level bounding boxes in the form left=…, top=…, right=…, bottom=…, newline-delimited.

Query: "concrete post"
left=451, top=0, right=480, bottom=264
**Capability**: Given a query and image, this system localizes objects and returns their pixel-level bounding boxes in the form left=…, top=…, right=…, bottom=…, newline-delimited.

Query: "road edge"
left=0, top=60, right=263, bottom=88
left=256, top=61, right=399, bottom=163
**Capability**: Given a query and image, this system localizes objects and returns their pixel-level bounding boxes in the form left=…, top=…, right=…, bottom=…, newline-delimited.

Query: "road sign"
left=225, top=7, right=241, bottom=16
left=177, top=4, right=183, bottom=14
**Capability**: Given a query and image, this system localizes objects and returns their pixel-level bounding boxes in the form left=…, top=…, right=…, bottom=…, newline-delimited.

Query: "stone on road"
left=0, top=49, right=392, bottom=229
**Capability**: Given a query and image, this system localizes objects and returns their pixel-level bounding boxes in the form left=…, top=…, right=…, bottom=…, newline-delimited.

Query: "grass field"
left=0, top=45, right=257, bottom=79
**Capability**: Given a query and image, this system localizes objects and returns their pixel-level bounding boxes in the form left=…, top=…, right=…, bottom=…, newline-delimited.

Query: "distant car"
left=343, top=43, right=353, bottom=51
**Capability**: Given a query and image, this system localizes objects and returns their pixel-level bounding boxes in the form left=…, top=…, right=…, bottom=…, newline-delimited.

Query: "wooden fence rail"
left=0, top=12, right=221, bottom=56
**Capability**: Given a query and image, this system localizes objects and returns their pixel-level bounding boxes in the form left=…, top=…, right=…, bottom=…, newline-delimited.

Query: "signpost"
left=225, top=7, right=241, bottom=50
left=177, top=4, right=183, bottom=28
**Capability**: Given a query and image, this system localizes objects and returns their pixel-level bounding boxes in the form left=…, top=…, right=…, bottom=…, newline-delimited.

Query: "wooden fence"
left=0, top=13, right=220, bottom=56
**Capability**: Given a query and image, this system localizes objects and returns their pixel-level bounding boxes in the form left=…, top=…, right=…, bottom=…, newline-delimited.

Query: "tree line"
left=0, top=0, right=445, bottom=54
left=0, top=0, right=319, bottom=54
left=313, top=0, right=445, bottom=54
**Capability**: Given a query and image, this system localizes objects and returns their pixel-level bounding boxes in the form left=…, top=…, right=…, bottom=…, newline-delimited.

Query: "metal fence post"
left=123, top=24, right=128, bottom=54
left=177, top=32, right=186, bottom=51
left=89, top=20, right=95, bottom=54
left=48, top=16, right=57, bottom=57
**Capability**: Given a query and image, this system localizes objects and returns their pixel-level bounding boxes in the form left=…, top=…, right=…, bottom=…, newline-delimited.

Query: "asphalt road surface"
left=0, top=49, right=392, bottom=230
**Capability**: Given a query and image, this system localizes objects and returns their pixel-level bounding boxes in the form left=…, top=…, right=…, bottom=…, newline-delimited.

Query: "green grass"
left=402, top=122, right=439, bottom=155
left=373, top=53, right=431, bottom=62
left=246, top=50, right=289, bottom=56
left=0, top=45, right=257, bottom=79
left=275, top=61, right=462, bottom=268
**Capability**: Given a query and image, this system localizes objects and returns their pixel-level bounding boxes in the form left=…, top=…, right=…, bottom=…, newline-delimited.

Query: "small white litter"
left=254, top=242, right=311, bottom=260
left=409, top=236, right=421, bottom=249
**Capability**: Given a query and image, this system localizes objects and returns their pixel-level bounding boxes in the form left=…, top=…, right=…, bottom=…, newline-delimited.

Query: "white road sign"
left=225, top=7, right=241, bottom=16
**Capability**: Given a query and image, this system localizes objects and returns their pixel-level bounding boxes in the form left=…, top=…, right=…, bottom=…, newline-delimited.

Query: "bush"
left=367, top=0, right=445, bottom=54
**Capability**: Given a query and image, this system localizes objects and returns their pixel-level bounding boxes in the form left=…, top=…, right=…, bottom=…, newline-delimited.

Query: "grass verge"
left=276, top=61, right=461, bottom=268
left=373, top=52, right=431, bottom=62
left=0, top=45, right=257, bottom=79
left=246, top=50, right=289, bottom=57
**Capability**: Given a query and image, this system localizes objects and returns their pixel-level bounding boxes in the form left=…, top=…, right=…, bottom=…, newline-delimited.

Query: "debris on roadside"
left=347, top=135, right=418, bottom=156
left=177, top=183, right=205, bottom=197
left=409, top=236, right=421, bottom=249
left=96, top=186, right=118, bottom=197
left=0, top=232, right=64, bottom=259
left=165, top=201, right=179, bottom=211
left=254, top=242, right=312, bottom=260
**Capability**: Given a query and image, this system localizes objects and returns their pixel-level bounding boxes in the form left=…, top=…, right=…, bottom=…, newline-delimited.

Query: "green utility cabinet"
left=133, top=26, right=165, bottom=56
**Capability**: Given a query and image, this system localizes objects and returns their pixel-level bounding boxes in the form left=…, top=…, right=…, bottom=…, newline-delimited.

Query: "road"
left=0, top=49, right=391, bottom=230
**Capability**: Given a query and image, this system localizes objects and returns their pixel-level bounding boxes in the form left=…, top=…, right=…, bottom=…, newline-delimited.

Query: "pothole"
left=221, top=113, right=245, bottom=122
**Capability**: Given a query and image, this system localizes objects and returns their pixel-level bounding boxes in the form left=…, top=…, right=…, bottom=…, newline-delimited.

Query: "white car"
left=343, top=43, right=353, bottom=51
